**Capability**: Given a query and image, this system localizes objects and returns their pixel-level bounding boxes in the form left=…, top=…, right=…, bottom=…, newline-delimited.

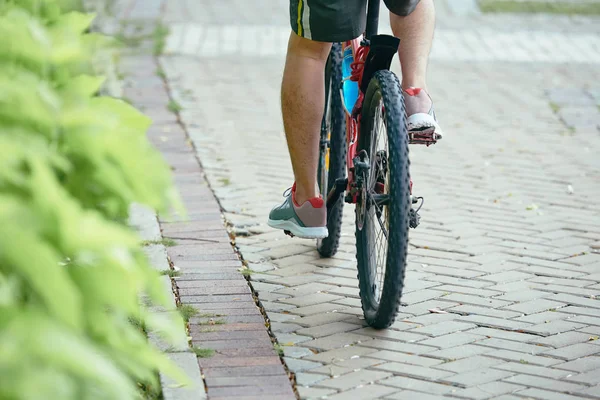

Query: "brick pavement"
left=114, top=0, right=600, bottom=398
left=157, top=0, right=600, bottom=398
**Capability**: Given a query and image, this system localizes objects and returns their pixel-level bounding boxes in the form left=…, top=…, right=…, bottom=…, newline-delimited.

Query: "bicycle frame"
left=325, top=0, right=404, bottom=210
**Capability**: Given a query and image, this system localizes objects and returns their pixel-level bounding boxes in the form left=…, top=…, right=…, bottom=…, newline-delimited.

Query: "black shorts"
left=289, top=0, right=421, bottom=42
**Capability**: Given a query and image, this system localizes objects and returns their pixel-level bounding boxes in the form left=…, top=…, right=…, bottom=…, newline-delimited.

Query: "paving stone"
left=295, top=372, right=328, bottom=386
left=502, top=299, right=567, bottom=315
left=467, top=327, right=542, bottom=343
left=522, top=320, right=587, bottom=337
left=372, top=362, right=455, bottom=381
left=493, top=362, right=570, bottom=379
left=378, top=375, right=457, bottom=394
left=315, top=370, right=392, bottom=391
left=323, top=384, right=397, bottom=400
left=428, top=344, right=495, bottom=361
left=564, top=367, right=600, bottom=385
left=422, top=275, right=493, bottom=289
left=546, top=293, right=600, bottom=309
left=353, top=327, right=429, bottom=343
left=305, top=346, right=378, bottom=363
left=291, top=303, right=348, bottom=317
left=266, top=263, right=319, bottom=277
left=295, top=386, right=336, bottom=399
left=475, top=338, right=550, bottom=354
left=410, top=321, right=477, bottom=337
left=274, top=283, right=334, bottom=297
left=309, top=357, right=384, bottom=377
left=402, top=313, right=457, bottom=326
left=433, top=355, right=505, bottom=374
left=399, top=299, right=460, bottom=316
left=274, top=333, right=312, bottom=346
left=503, top=374, right=586, bottom=393
left=300, top=333, right=371, bottom=351
left=268, top=312, right=297, bottom=323
left=574, top=385, right=600, bottom=398
left=292, top=312, right=356, bottom=328
left=441, top=368, right=514, bottom=388
left=459, top=315, right=533, bottom=331
left=554, top=356, right=600, bottom=372
left=431, top=285, right=502, bottom=298
left=542, top=342, right=600, bottom=361
left=360, top=339, right=438, bottom=355
left=296, top=322, right=359, bottom=339
left=282, top=357, right=322, bottom=374
left=453, top=381, right=525, bottom=400
left=514, top=311, right=568, bottom=325
left=419, top=332, right=485, bottom=348
left=282, top=346, right=313, bottom=359
left=569, top=315, right=600, bottom=327
left=444, top=293, right=512, bottom=309
left=261, top=301, right=296, bottom=313
left=558, top=306, right=600, bottom=318
left=278, top=293, right=344, bottom=308
left=531, top=331, right=593, bottom=348
left=384, top=390, right=449, bottom=400
left=364, top=350, right=444, bottom=367
left=449, top=304, right=522, bottom=319
left=484, top=349, right=562, bottom=367
left=271, top=322, right=303, bottom=333
left=479, top=271, right=534, bottom=284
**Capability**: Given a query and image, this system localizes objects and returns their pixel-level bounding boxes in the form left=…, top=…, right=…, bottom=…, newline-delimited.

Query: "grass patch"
left=141, top=238, right=176, bottom=247
left=160, top=269, right=181, bottom=278
left=197, top=318, right=226, bottom=325
left=177, top=304, right=198, bottom=322
left=240, top=268, right=255, bottom=277
left=167, top=99, right=182, bottom=113
left=218, top=177, right=231, bottom=186
left=156, top=67, right=166, bottom=79
left=273, top=343, right=284, bottom=356
left=478, top=0, right=600, bottom=15
left=197, top=312, right=219, bottom=318
left=138, top=380, right=163, bottom=400
left=193, top=347, right=215, bottom=358
left=549, top=102, right=560, bottom=113
left=153, top=23, right=170, bottom=55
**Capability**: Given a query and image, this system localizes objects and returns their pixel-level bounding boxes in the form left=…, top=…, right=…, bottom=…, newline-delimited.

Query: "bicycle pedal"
left=408, top=131, right=441, bottom=146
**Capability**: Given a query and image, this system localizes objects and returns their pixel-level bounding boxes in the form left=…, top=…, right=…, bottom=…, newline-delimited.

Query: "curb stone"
left=130, top=204, right=208, bottom=399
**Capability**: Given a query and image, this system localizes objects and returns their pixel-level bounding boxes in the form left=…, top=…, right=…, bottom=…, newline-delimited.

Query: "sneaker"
left=267, top=183, right=328, bottom=239
left=403, top=87, right=444, bottom=142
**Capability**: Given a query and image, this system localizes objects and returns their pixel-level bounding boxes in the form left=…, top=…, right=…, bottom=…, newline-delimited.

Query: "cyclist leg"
left=385, top=0, right=444, bottom=139
left=268, top=0, right=367, bottom=239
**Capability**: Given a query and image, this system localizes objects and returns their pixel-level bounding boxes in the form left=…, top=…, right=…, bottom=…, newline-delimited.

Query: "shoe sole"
left=267, top=219, right=328, bottom=239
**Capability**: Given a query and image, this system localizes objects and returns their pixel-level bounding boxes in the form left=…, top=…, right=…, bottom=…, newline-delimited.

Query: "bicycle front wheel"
left=355, top=70, right=411, bottom=329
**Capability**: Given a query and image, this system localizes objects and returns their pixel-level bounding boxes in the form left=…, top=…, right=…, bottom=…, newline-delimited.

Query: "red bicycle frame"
left=339, top=36, right=413, bottom=206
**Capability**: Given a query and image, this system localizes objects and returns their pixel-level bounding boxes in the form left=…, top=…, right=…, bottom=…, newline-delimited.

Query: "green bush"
left=0, top=1, right=186, bottom=399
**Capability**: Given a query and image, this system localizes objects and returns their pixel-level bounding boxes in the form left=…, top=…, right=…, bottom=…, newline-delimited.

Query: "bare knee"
left=287, top=32, right=332, bottom=62
left=384, top=0, right=421, bottom=16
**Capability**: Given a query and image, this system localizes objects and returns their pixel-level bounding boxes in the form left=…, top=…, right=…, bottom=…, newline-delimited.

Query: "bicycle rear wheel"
left=355, top=70, right=411, bottom=329
left=317, top=43, right=346, bottom=258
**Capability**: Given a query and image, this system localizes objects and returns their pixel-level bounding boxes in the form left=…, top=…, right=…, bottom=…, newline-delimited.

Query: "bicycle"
left=314, top=0, right=436, bottom=329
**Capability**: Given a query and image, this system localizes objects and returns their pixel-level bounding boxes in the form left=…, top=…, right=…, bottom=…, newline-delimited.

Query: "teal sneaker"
left=268, top=183, right=328, bottom=239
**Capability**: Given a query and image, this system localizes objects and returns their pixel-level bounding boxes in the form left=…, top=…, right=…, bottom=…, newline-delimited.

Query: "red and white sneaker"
left=403, top=87, right=444, bottom=144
